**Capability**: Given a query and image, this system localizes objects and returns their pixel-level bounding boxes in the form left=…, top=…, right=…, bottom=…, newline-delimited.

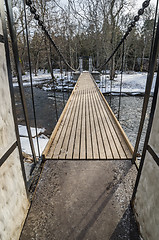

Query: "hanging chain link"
left=25, top=0, right=76, bottom=72
left=126, top=0, right=151, bottom=34
left=25, top=0, right=151, bottom=71
left=97, top=0, right=151, bottom=70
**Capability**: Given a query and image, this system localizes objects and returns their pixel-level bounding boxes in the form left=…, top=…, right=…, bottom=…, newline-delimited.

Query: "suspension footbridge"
left=43, top=72, right=133, bottom=160
left=1, top=0, right=159, bottom=239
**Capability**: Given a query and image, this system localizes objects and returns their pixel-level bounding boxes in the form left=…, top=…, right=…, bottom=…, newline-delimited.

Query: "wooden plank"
left=52, top=93, right=78, bottom=159
left=95, top=92, right=119, bottom=159
left=73, top=92, right=83, bottom=159
left=46, top=93, right=76, bottom=159
left=43, top=76, right=80, bottom=159
left=104, top=107, right=132, bottom=159
left=90, top=91, right=106, bottom=159
left=91, top=73, right=132, bottom=159
left=90, top=73, right=134, bottom=155
left=97, top=91, right=131, bottom=159
left=66, top=93, right=81, bottom=159
left=58, top=93, right=79, bottom=159
left=92, top=91, right=113, bottom=159
left=87, top=89, right=99, bottom=159
left=95, top=91, right=125, bottom=159
left=80, top=90, right=86, bottom=159
left=85, top=89, right=93, bottom=159
left=45, top=72, right=133, bottom=161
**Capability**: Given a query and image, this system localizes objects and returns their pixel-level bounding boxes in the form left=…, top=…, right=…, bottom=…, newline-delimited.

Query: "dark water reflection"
left=14, top=86, right=69, bottom=136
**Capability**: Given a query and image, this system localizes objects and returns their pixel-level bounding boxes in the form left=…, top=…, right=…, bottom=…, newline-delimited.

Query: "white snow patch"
left=18, top=125, right=45, bottom=137
left=99, top=72, right=157, bottom=94
left=13, top=70, right=157, bottom=95
left=18, top=125, right=48, bottom=156
left=20, top=135, right=48, bottom=156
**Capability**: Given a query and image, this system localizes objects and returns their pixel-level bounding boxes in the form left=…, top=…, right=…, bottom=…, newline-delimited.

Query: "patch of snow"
left=13, top=70, right=157, bottom=95
left=18, top=125, right=46, bottom=137
left=98, top=72, right=157, bottom=95
left=20, top=136, right=48, bottom=156
left=42, top=86, right=52, bottom=91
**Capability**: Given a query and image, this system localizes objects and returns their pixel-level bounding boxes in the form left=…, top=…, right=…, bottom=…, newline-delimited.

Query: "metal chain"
left=97, top=0, right=151, bottom=70
left=25, top=0, right=76, bottom=72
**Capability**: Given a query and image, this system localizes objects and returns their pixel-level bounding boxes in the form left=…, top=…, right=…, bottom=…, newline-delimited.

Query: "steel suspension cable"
left=148, top=0, right=159, bottom=69
left=118, top=40, right=125, bottom=121
left=60, top=57, right=65, bottom=107
left=52, top=68, right=58, bottom=122
left=23, top=0, right=41, bottom=158
left=110, top=75, right=113, bottom=107
left=66, top=65, right=70, bottom=99
left=132, top=0, right=159, bottom=163
left=105, top=69, right=107, bottom=93
left=49, top=41, right=58, bottom=122
left=5, top=0, right=37, bottom=164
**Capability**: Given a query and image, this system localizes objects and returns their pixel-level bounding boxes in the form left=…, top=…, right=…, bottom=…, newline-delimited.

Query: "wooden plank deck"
left=43, top=72, right=134, bottom=160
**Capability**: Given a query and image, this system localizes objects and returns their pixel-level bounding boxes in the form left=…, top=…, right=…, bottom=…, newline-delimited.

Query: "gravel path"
left=20, top=160, right=140, bottom=240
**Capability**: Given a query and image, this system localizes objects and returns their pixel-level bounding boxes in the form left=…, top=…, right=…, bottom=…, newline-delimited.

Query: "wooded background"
left=10, top=0, right=155, bottom=78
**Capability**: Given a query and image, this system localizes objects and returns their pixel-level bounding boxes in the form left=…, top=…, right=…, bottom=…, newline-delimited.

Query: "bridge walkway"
left=43, top=72, right=133, bottom=160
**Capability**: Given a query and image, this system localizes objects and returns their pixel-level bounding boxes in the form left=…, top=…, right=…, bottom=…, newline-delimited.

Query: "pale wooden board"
left=87, top=89, right=99, bottom=159
left=80, top=90, right=86, bottom=159
left=66, top=93, right=81, bottom=159
left=45, top=72, right=133, bottom=160
left=90, top=73, right=134, bottom=155
left=97, top=91, right=132, bottom=159
left=58, top=93, right=79, bottom=159
left=47, top=93, right=75, bottom=159
left=90, top=91, right=106, bottom=159
left=85, top=89, right=93, bottom=159
left=43, top=76, right=80, bottom=158
left=95, top=91, right=126, bottom=159
left=73, top=92, right=83, bottom=159
left=93, top=91, right=113, bottom=159
left=53, top=93, right=79, bottom=159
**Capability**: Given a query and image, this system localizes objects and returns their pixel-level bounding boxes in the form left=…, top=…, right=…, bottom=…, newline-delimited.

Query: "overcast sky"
left=60, top=0, right=157, bottom=8
left=136, top=0, right=156, bottom=8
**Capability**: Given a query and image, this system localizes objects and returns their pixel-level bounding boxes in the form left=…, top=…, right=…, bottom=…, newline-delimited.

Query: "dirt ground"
left=20, top=160, right=140, bottom=240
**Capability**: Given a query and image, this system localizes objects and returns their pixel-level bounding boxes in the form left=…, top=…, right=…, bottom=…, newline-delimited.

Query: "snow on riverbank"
left=18, top=125, right=49, bottom=181
left=13, top=69, right=74, bottom=90
left=98, top=72, right=156, bottom=94
left=13, top=70, right=157, bottom=95
left=18, top=125, right=48, bottom=156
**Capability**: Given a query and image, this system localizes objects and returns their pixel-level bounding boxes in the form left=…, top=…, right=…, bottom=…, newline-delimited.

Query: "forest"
left=11, top=0, right=156, bottom=78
